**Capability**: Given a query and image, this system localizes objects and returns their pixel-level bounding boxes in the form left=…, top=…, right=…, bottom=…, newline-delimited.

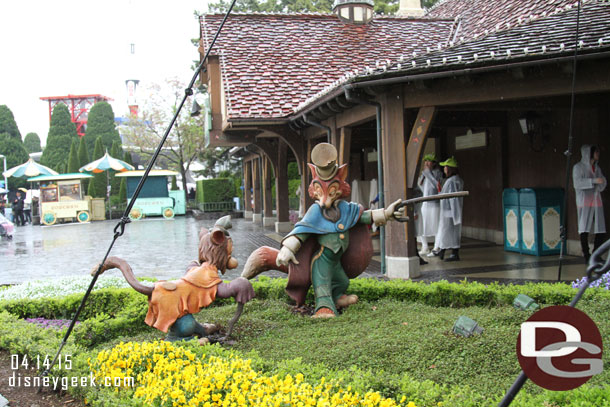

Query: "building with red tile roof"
left=198, top=0, right=610, bottom=279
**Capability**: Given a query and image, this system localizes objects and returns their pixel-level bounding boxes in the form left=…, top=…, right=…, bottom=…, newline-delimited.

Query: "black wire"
left=39, top=0, right=238, bottom=381
left=499, top=2, right=583, bottom=405
left=557, top=0, right=582, bottom=282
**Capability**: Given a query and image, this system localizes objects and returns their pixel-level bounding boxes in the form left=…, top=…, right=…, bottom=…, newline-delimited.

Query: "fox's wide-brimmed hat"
left=310, top=143, right=338, bottom=181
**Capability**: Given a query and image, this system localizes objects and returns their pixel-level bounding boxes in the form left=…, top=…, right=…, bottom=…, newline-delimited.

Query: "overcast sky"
left=0, top=0, right=209, bottom=146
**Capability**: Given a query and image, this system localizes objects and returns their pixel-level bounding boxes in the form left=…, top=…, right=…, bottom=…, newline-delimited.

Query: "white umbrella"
left=3, top=158, right=58, bottom=178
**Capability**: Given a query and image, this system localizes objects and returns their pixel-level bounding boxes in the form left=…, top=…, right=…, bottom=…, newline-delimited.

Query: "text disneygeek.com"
left=8, top=372, right=134, bottom=391
left=9, top=354, right=133, bottom=390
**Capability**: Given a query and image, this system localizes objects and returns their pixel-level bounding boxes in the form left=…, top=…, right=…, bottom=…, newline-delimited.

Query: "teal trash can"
left=518, top=188, right=564, bottom=256
left=503, top=188, right=521, bottom=253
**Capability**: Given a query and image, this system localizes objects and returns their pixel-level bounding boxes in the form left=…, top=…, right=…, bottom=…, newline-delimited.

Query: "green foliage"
left=206, top=0, right=443, bottom=15
left=0, top=133, right=28, bottom=188
left=287, top=161, right=300, bottom=179
left=170, top=175, right=179, bottom=190
left=119, top=178, right=127, bottom=202
left=67, top=139, right=80, bottom=173
left=196, top=178, right=235, bottom=203
left=23, top=132, right=42, bottom=153
left=208, top=0, right=334, bottom=13
left=123, top=150, right=134, bottom=166
left=0, top=105, right=21, bottom=140
left=110, top=140, right=123, bottom=196
left=77, top=136, right=90, bottom=190
left=77, top=136, right=90, bottom=168
left=87, top=137, right=107, bottom=198
left=0, top=278, right=609, bottom=407
left=41, top=103, right=78, bottom=172
left=83, top=101, right=120, bottom=154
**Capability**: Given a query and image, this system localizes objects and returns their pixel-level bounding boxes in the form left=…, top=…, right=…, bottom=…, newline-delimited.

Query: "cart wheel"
left=129, top=207, right=143, bottom=221
left=162, top=207, right=175, bottom=219
left=77, top=211, right=90, bottom=223
left=42, top=212, right=56, bottom=226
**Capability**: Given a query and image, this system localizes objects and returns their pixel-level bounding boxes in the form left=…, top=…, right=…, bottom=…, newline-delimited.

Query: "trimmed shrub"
left=196, top=178, right=234, bottom=203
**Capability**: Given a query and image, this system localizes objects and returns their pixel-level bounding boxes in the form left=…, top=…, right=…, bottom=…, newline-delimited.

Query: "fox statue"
left=242, top=143, right=404, bottom=318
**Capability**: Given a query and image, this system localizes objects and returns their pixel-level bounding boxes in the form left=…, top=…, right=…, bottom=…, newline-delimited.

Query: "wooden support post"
left=244, top=160, right=252, bottom=219
left=381, top=88, right=419, bottom=279
left=339, top=127, right=352, bottom=166
left=275, top=140, right=291, bottom=233
left=262, top=157, right=274, bottom=222
left=252, top=158, right=262, bottom=222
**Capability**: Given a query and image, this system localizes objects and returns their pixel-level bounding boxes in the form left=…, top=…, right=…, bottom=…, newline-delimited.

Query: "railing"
left=271, top=197, right=301, bottom=211
left=196, top=201, right=236, bottom=212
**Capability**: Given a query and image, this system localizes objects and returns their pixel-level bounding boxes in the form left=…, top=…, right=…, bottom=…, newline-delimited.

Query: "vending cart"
left=27, top=173, right=94, bottom=225
left=115, top=170, right=186, bottom=220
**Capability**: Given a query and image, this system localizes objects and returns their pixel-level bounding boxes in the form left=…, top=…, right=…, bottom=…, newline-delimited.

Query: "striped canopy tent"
left=79, top=151, right=135, bottom=219
left=79, top=151, right=134, bottom=173
left=2, top=158, right=58, bottom=178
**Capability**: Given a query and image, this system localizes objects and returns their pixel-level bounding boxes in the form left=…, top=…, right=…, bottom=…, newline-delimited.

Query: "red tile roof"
left=368, top=1, right=610, bottom=77
left=200, top=13, right=455, bottom=120
left=427, top=0, right=582, bottom=42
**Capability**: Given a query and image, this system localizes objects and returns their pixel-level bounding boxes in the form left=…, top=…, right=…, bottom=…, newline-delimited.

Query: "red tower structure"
left=40, top=94, right=113, bottom=137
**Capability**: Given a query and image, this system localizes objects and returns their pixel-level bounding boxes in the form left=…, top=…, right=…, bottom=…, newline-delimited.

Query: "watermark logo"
left=517, top=305, right=603, bottom=391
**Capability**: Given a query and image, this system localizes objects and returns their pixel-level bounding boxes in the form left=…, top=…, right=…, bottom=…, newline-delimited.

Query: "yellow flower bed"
left=89, top=341, right=417, bottom=407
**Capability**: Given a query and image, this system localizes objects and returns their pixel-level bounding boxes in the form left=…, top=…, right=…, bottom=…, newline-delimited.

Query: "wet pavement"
left=0, top=216, right=287, bottom=285
left=0, top=215, right=586, bottom=286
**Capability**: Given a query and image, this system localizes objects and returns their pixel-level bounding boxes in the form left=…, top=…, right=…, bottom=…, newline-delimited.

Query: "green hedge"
left=196, top=178, right=235, bottom=203
left=249, top=276, right=610, bottom=308
left=2, top=279, right=608, bottom=323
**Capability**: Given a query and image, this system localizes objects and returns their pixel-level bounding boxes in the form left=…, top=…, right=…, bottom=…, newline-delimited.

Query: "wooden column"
left=381, top=87, right=419, bottom=279
left=276, top=141, right=290, bottom=222
left=275, top=140, right=291, bottom=232
left=303, top=139, right=314, bottom=209
left=339, top=127, right=352, bottom=166
left=243, top=160, right=252, bottom=219
left=252, top=158, right=262, bottom=220
left=263, top=157, right=273, bottom=218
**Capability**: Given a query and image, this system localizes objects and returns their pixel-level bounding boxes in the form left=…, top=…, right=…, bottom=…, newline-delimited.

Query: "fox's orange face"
left=308, top=163, right=351, bottom=209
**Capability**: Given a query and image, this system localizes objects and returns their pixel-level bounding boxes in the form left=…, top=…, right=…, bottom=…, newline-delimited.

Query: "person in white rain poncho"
left=433, top=157, right=464, bottom=262
left=572, top=144, right=606, bottom=263
left=417, top=154, right=443, bottom=256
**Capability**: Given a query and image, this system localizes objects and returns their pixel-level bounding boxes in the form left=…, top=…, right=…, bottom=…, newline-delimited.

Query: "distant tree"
left=123, top=150, right=134, bottom=166
left=0, top=105, right=21, bottom=140
left=119, top=176, right=128, bottom=202
left=0, top=133, right=28, bottom=189
left=77, top=136, right=90, bottom=168
left=41, top=103, right=78, bottom=172
left=67, top=139, right=80, bottom=173
left=23, top=133, right=42, bottom=153
left=118, top=150, right=133, bottom=202
left=110, top=140, right=124, bottom=196
left=171, top=175, right=179, bottom=190
left=208, top=0, right=438, bottom=14
left=77, top=136, right=90, bottom=191
left=87, top=137, right=107, bottom=198
left=121, top=78, right=204, bottom=193
left=83, top=101, right=120, bottom=154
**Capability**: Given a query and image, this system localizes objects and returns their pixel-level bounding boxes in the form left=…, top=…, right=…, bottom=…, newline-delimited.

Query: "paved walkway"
left=0, top=215, right=587, bottom=286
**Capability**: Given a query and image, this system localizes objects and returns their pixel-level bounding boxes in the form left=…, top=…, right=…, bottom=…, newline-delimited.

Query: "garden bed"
left=0, top=277, right=608, bottom=406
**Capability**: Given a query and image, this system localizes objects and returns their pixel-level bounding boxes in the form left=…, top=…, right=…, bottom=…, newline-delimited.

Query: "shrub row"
left=2, top=278, right=609, bottom=323
left=252, top=276, right=610, bottom=308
